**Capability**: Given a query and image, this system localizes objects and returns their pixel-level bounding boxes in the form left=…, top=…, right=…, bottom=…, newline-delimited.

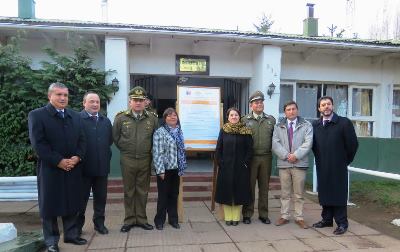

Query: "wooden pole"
left=178, top=176, right=184, bottom=222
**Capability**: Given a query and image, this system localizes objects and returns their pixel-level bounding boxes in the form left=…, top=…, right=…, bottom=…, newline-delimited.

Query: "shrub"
left=0, top=38, right=117, bottom=176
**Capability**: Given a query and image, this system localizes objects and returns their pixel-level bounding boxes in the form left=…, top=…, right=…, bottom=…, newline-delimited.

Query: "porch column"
left=250, top=45, right=282, bottom=119
left=105, top=37, right=129, bottom=122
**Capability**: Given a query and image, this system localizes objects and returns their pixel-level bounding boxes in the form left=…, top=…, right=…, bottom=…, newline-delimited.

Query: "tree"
left=254, top=13, right=274, bottom=33
left=0, top=38, right=117, bottom=176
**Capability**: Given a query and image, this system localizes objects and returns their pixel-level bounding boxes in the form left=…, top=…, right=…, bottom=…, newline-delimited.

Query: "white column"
left=250, top=45, right=282, bottom=119
left=105, top=37, right=129, bottom=122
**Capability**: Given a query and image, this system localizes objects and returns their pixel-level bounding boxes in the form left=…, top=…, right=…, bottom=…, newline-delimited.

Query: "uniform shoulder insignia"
left=151, top=111, right=158, bottom=118
left=115, top=110, right=125, bottom=116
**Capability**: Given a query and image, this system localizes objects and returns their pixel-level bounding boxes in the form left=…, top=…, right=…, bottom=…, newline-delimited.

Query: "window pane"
left=352, top=88, right=372, bottom=116
left=352, top=121, right=373, bottom=137
left=325, top=85, right=348, bottom=117
left=296, top=83, right=319, bottom=120
left=279, top=84, right=293, bottom=119
left=392, top=122, right=400, bottom=138
left=393, top=89, right=400, bottom=117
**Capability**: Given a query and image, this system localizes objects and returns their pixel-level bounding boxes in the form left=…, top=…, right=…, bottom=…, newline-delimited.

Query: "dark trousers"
left=42, top=215, right=78, bottom=246
left=154, top=169, right=180, bottom=225
left=321, top=205, right=348, bottom=228
left=242, top=155, right=272, bottom=219
left=77, top=175, right=108, bottom=231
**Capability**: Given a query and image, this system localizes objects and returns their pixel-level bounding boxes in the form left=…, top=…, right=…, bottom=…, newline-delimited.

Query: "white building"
left=1, top=1, right=400, bottom=175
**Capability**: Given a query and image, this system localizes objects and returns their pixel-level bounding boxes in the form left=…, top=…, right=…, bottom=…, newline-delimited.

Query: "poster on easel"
left=177, top=86, right=221, bottom=151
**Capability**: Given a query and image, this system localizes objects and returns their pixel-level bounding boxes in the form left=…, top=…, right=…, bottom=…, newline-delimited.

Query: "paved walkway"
left=1, top=190, right=400, bottom=251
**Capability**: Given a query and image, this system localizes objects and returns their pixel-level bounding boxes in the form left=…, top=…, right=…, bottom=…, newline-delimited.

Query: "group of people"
left=28, top=83, right=358, bottom=252
left=28, top=84, right=186, bottom=252
left=28, top=83, right=113, bottom=252
left=215, top=90, right=358, bottom=238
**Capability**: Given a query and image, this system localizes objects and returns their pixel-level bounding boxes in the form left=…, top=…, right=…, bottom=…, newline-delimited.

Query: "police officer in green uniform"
left=112, top=86, right=158, bottom=232
left=242, top=91, right=276, bottom=225
left=145, top=93, right=157, bottom=115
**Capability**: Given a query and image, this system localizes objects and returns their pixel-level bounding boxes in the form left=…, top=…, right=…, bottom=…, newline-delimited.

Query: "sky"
left=0, top=0, right=399, bottom=39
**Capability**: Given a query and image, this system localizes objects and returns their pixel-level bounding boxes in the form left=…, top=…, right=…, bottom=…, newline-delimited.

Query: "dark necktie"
left=90, top=115, right=97, bottom=122
left=57, top=110, right=64, bottom=119
left=288, top=122, right=294, bottom=152
left=323, top=119, right=330, bottom=126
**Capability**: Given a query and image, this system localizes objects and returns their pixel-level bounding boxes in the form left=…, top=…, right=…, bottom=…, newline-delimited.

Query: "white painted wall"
left=105, top=37, right=129, bottom=122
left=129, top=38, right=252, bottom=78
left=250, top=45, right=282, bottom=119
left=19, top=37, right=104, bottom=70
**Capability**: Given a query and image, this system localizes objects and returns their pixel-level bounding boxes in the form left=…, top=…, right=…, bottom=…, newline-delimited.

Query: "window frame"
left=392, top=85, right=400, bottom=122
left=348, top=85, right=377, bottom=137
left=392, top=85, right=400, bottom=138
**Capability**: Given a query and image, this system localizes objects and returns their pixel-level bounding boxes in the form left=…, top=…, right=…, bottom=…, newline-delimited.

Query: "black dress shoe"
left=155, top=224, right=164, bottom=230
left=243, top=217, right=251, bottom=224
left=170, top=222, right=180, bottom=229
left=259, top=217, right=271, bottom=224
left=47, top=244, right=59, bottom=252
left=64, top=237, right=87, bottom=245
left=95, top=225, right=109, bottom=234
left=225, top=221, right=232, bottom=226
left=232, top=221, right=239, bottom=226
left=333, top=226, right=348, bottom=235
left=137, top=223, right=154, bottom=230
left=120, top=224, right=134, bottom=233
left=312, top=220, right=333, bottom=228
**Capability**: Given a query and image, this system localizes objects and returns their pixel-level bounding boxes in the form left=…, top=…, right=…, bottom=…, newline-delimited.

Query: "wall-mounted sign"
left=176, top=55, right=210, bottom=75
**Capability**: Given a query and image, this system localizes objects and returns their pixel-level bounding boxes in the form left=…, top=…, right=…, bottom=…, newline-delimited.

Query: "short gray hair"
left=48, top=82, right=68, bottom=94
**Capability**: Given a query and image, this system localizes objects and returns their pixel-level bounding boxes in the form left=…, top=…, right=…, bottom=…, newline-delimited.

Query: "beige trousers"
left=279, top=168, right=307, bottom=220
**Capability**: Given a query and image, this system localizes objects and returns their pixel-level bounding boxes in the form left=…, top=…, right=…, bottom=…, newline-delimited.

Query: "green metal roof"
left=1, top=16, right=399, bottom=48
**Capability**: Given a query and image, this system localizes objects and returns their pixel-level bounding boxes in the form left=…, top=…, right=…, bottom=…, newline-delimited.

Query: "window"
left=296, top=83, right=321, bottom=122
left=279, top=83, right=294, bottom=120
left=392, top=85, right=400, bottom=138
left=279, top=82, right=376, bottom=136
left=324, top=85, right=348, bottom=117
left=348, top=86, right=376, bottom=137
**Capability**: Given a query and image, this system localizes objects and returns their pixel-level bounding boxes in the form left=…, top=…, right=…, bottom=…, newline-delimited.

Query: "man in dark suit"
left=77, top=91, right=113, bottom=235
left=312, top=96, right=358, bottom=235
left=28, top=82, right=87, bottom=252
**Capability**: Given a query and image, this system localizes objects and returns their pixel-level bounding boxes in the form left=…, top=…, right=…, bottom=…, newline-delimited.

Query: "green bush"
left=0, top=38, right=117, bottom=176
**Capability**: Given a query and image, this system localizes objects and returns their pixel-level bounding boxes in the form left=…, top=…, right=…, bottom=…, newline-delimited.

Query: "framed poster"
left=177, top=86, right=221, bottom=151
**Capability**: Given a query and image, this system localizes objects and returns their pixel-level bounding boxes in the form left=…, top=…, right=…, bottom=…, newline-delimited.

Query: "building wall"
left=129, top=37, right=253, bottom=77
left=19, top=37, right=105, bottom=70
left=281, top=52, right=400, bottom=138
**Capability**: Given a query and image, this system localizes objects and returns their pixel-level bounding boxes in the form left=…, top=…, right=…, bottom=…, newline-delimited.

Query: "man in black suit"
left=77, top=91, right=113, bottom=235
left=28, top=82, right=87, bottom=252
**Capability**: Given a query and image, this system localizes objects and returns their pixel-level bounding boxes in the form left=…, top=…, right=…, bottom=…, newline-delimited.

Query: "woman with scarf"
left=216, top=107, right=253, bottom=226
left=152, top=108, right=187, bottom=230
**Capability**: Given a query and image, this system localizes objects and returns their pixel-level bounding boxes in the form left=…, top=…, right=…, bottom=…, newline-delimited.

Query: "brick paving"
left=1, top=190, right=400, bottom=251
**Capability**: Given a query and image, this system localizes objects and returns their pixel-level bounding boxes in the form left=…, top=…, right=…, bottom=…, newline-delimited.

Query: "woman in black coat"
left=215, top=107, right=253, bottom=226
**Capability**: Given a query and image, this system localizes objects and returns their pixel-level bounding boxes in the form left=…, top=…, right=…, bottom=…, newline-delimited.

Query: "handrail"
left=348, top=167, right=400, bottom=181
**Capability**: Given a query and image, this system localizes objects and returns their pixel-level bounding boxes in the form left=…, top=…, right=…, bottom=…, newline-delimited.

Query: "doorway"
left=131, top=74, right=250, bottom=172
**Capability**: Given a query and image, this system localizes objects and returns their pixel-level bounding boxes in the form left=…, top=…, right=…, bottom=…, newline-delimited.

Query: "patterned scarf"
left=164, top=124, right=187, bottom=176
left=222, top=122, right=252, bottom=135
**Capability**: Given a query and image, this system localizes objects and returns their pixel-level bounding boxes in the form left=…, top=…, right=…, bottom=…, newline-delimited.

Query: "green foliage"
left=0, top=38, right=117, bottom=176
left=254, top=13, right=274, bottom=33
left=350, top=180, right=400, bottom=208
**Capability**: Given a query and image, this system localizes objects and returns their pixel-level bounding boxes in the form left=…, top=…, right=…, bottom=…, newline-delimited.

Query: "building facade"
left=1, top=16, right=399, bottom=175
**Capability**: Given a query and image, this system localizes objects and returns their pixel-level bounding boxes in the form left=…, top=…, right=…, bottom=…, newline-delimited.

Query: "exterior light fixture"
left=111, top=77, right=119, bottom=94
left=267, top=82, right=276, bottom=98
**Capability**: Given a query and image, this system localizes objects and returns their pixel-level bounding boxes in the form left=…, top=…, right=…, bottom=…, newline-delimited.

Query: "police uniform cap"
left=249, top=91, right=265, bottom=103
left=129, top=86, right=147, bottom=100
